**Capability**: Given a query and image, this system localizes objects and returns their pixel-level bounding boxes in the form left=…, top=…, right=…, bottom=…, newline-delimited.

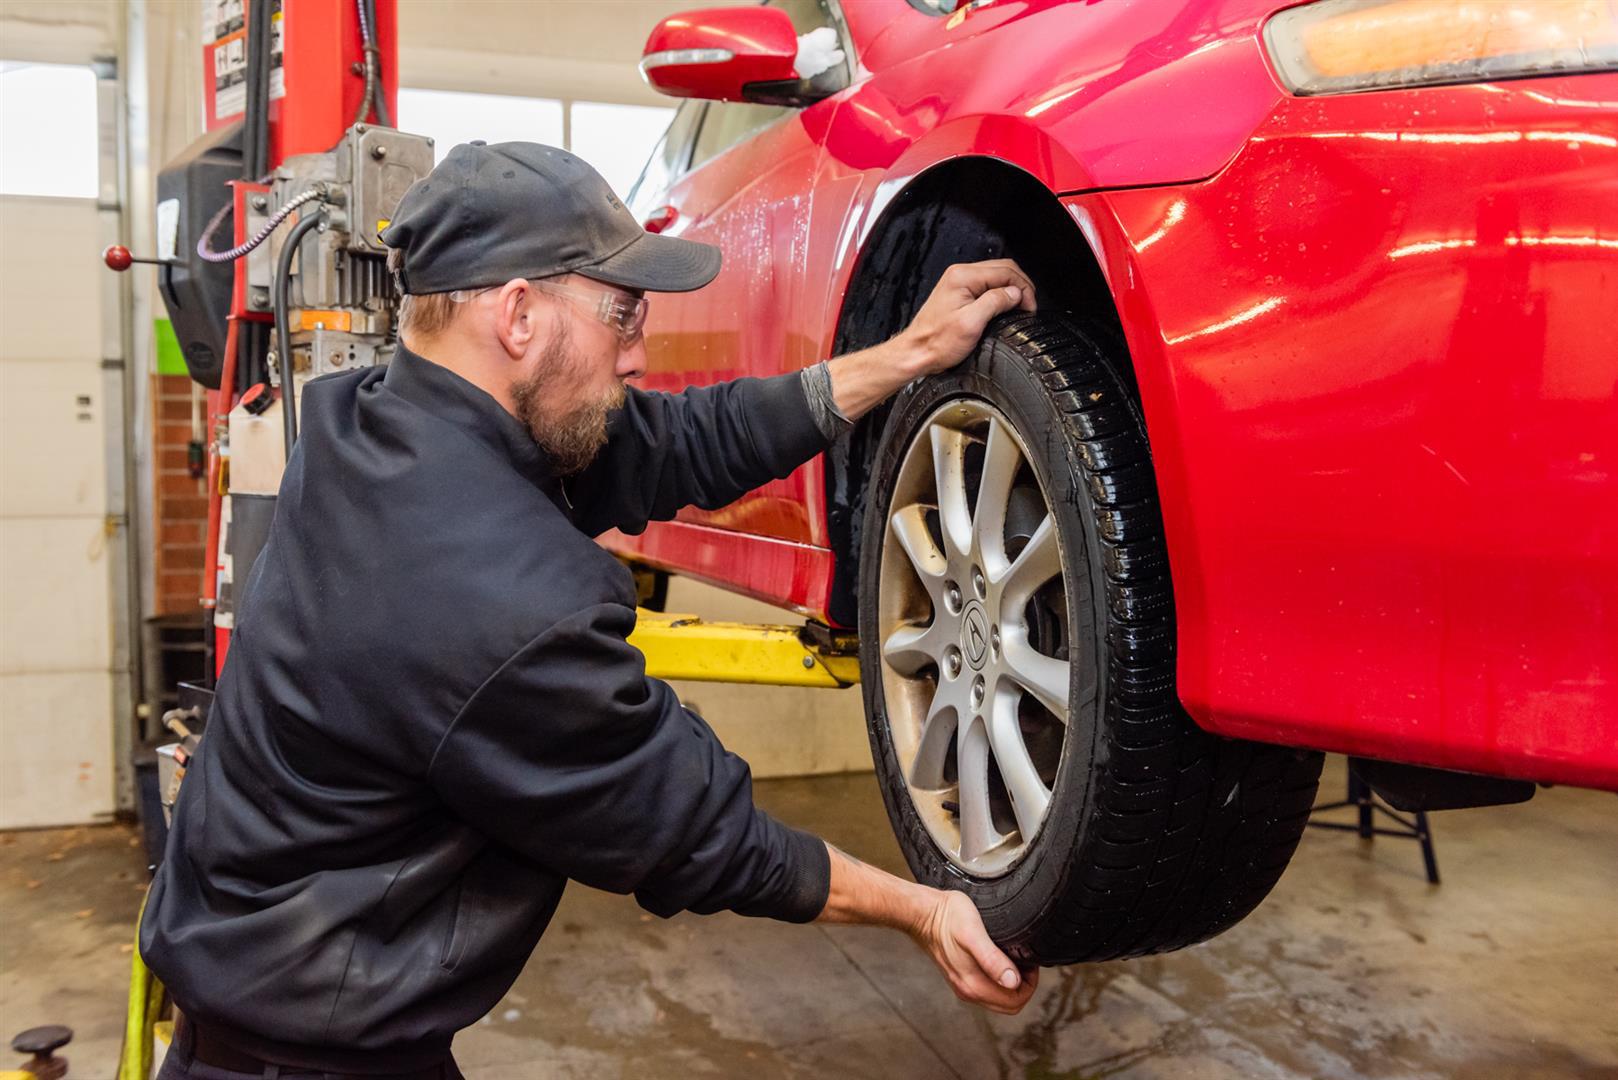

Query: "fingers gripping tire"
left=857, top=313, right=1323, bottom=965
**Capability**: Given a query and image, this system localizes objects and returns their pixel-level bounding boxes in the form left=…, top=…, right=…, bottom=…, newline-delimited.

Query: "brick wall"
left=153, top=373, right=208, bottom=616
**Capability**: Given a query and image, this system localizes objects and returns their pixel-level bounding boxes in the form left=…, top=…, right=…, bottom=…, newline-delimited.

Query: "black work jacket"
left=141, top=345, right=834, bottom=1063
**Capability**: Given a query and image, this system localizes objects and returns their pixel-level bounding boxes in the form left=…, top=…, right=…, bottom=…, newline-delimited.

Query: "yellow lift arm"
left=629, top=609, right=860, bottom=688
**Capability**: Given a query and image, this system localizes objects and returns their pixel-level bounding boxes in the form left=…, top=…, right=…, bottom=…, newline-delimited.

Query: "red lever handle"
left=103, top=245, right=174, bottom=271
left=643, top=206, right=678, bottom=234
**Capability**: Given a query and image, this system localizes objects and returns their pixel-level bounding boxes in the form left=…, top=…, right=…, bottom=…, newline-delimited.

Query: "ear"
left=492, top=278, right=537, bottom=360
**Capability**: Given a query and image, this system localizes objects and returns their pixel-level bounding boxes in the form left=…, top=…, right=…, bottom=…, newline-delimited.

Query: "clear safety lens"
left=535, top=280, right=649, bottom=344
left=594, top=290, right=650, bottom=343
left=1264, top=0, right=1618, bottom=96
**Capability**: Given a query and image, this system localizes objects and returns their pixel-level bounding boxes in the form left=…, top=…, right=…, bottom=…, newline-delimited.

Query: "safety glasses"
left=448, top=278, right=650, bottom=345
left=531, top=280, right=649, bottom=345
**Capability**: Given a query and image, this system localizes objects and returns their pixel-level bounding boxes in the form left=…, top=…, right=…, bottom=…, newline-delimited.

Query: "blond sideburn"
left=388, top=247, right=458, bottom=338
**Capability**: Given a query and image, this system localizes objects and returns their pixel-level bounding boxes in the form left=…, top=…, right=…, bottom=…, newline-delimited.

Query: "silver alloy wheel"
left=877, top=398, right=1072, bottom=877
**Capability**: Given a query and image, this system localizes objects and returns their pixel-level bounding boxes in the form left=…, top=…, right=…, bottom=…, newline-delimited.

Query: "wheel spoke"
left=974, top=419, right=1022, bottom=578
left=883, top=622, right=940, bottom=677
left=1002, top=634, right=1070, bottom=721
left=957, top=717, right=1008, bottom=863
left=997, top=513, right=1060, bottom=615
left=883, top=398, right=1077, bottom=878
left=889, top=503, right=946, bottom=597
left=987, top=688, right=1051, bottom=841
left=909, top=687, right=958, bottom=791
left=929, top=425, right=974, bottom=559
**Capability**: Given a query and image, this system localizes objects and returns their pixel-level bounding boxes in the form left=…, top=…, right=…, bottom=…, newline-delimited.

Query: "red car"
left=609, top=0, right=1618, bottom=963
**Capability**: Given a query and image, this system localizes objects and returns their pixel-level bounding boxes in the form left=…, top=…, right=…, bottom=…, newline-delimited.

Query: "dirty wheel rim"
left=878, top=398, right=1073, bottom=877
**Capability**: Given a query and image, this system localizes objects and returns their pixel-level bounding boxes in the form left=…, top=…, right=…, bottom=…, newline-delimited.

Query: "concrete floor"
left=2, top=757, right=1615, bottom=1079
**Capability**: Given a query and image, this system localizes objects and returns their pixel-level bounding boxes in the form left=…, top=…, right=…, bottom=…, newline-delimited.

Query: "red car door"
left=610, top=0, right=856, bottom=609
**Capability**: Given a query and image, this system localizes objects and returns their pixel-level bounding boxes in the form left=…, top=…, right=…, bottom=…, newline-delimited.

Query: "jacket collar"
left=382, top=342, right=557, bottom=491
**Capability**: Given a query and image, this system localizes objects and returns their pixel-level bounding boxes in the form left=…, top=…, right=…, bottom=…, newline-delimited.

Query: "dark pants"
left=156, top=1019, right=464, bottom=1080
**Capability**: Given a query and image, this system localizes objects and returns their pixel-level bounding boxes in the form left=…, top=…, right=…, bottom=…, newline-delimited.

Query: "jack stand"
left=1308, top=760, right=1440, bottom=885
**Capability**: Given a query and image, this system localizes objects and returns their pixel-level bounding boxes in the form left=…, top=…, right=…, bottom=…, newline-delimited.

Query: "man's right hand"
left=815, top=842, right=1038, bottom=1014
left=911, top=888, right=1040, bottom=1015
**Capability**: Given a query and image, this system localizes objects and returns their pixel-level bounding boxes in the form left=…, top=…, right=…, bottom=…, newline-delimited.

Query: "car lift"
left=630, top=609, right=860, bottom=689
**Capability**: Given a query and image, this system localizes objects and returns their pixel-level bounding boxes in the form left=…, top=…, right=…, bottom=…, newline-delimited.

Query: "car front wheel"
left=857, top=312, right=1323, bottom=964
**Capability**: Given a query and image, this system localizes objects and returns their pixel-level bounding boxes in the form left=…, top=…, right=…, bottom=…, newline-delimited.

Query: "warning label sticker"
left=205, top=0, right=284, bottom=122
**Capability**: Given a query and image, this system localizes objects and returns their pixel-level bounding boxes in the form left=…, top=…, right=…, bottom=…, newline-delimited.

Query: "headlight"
left=1263, top=0, right=1618, bottom=96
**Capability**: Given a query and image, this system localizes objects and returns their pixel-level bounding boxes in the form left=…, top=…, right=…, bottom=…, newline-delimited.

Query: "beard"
left=510, top=321, right=626, bottom=476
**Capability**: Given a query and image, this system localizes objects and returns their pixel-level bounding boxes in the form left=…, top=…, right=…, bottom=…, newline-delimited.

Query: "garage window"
left=397, top=90, right=676, bottom=202
left=569, top=102, right=676, bottom=199
left=396, top=89, right=565, bottom=164
left=0, top=62, right=99, bottom=198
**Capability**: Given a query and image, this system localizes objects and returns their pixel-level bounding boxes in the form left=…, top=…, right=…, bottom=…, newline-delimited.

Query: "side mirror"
left=640, top=7, right=834, bottom=106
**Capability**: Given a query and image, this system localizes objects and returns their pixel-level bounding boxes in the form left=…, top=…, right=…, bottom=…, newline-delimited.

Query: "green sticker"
left=154, top=317, right=187, bottom=376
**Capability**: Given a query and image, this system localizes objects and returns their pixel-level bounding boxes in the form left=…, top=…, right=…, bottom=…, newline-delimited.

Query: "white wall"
left=0, top=196, right=118, bottom=827
left=0, top=4, right=126, bottom=827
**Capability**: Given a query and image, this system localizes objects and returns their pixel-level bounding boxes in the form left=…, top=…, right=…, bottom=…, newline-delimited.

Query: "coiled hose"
left=197, top=186, right=325, bottom=264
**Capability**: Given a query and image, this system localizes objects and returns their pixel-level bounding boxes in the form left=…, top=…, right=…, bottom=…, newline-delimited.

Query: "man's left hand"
left=900, top=259, right=1038, bottom=377
left=824, top=260, right=1038, bottom=424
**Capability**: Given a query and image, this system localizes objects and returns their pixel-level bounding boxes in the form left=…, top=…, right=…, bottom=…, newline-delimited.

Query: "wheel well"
left=825, top=157, right=1128, bottom=627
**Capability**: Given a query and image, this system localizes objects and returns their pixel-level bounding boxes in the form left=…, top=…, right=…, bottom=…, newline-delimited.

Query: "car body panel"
left=1073, top=73, right=1618, bottom=790
left=613, top=0, right=1288, bottom=582
left=606, top=0, right=1618, bottom=789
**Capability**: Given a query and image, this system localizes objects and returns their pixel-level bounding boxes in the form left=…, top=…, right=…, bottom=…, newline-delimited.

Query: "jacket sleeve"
left=427, top=602, right=832, bottom=923
left=567, top=371, right=830, bottom=538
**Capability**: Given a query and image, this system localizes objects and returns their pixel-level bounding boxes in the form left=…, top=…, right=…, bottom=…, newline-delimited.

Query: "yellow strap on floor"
left=119, top=896, right=165, bottom=1080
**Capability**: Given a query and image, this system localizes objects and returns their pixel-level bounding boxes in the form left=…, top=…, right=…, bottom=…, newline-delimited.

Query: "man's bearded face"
left=510, top=319, right=626, bottom=475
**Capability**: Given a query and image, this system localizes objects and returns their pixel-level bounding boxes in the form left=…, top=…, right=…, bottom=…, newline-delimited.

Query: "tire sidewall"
left=857, top=327, right=1109, bottom=950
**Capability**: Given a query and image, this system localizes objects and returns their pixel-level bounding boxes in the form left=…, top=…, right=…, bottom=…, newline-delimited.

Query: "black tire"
left=857, top=312, right=1323, bottom=964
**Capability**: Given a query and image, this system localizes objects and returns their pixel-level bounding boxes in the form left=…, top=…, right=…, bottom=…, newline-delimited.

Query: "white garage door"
left=0, top=61, right=116, bottom=828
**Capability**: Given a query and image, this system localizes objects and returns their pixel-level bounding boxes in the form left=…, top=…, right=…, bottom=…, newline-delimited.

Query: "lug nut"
left=944, top=647, right=962, bottom=679
left=971, top=675, right=985, bottom=707
left=972, top=566, right=986, bottom=598
left=945, top=582, right=963, bottom=614
left=990, top=626, right=1001, bottom=658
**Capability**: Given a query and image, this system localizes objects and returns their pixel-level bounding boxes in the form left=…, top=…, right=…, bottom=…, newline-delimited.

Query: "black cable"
left=238, top=0, right=274, bottom=398
left=274, top=210, right=324, bottom=455
left=368, top=0, right=391, bottom=128
left=352, top=0, right=379, bottom=127
left=242, top=0, right=271, bottom=178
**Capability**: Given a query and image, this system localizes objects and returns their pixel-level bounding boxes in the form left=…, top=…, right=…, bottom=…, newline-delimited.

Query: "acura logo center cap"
left=962, top=602, right=990, bottom=669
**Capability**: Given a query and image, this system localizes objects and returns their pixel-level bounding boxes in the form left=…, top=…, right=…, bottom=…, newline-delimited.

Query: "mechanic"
left=142, top=142, right=1040, bottom=1079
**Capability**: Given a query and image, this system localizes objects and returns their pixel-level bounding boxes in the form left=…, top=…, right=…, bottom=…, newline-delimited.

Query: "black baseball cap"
left=381, top=141, right=720, bottom=295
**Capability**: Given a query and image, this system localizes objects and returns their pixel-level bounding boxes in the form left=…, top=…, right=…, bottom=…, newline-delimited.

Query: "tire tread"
left=988, top=314, right=1321, bottom=964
